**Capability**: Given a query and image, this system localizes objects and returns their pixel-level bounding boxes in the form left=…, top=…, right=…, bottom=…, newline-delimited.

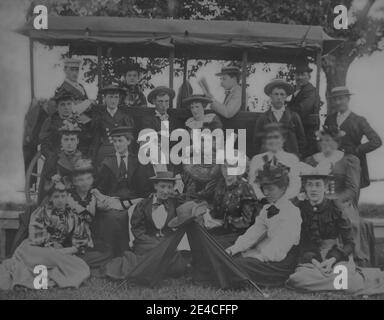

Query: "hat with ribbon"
left=58, top=120, right=81, bottom=135
left=149, top=171, right=178, bottom=183
left=329, top=86, right=353, bottom=98
left=257, top=157, right=290, bottom=186
left=215, top=66, right=241, bottom=76
left=264, top=79, right=294, bottom=96
left=148, top=86, right=176, bottom=104
left=64, top=58, right=81, bottom=68
left=109, top=126, right=135, bottom=140
left=72, top=158, right=94, bottom=175
left=100, top=84, right=127, bottom=95
left=168, top=201, right=208, bottom=228
left=182, top=94, right=212, bottom=108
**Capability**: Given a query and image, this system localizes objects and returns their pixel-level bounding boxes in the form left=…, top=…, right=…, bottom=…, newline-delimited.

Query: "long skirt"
left=0, top=240, right=90, bottom=290
left=233, top=247, right=299, bottom=288
left=95, top=209, right=130, bottom=257
left=287, top=258, right=384, bottom=296
left=338, top=201, right=375, bottom=266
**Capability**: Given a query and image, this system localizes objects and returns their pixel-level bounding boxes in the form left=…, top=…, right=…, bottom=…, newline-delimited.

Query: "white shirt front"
left=248, top=150, right=301, bottom=200
left=230, top=197, right=302, bottom=262
left=116, top=151, right=129, bottom=168
left=336, top=110, right=351, bottom=127
left=271, top=106, right=285, bottom=122
left=152, top=195, right=168, bottom=230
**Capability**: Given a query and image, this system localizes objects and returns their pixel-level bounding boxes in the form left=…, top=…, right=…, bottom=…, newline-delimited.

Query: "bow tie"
left=154, top=199, right=167, bottom=206
left=266, top=205, right=280, bottom=219
left=155, top=111, right=169, bottom=121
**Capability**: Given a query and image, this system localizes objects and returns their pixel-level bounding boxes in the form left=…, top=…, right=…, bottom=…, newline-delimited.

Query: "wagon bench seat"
left=0, top=210, right=21, bottom=261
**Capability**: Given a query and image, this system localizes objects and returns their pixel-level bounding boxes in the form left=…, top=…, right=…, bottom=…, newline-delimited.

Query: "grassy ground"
left=1, top=203, right=384, bottom=300
left=1, top=277, right=383, bottom=300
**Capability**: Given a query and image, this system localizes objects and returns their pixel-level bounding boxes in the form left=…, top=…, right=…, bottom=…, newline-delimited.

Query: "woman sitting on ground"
left=0, top=181, right=90, bottom=290
left=287, top=169, right=384, bottom=296
left=305, top=125, right=373, bottom=266
left=205, top=150, right=258, bottom=247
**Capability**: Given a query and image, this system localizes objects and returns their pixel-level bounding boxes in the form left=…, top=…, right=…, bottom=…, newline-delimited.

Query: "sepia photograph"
left=0, top=0, right=384, bottom=306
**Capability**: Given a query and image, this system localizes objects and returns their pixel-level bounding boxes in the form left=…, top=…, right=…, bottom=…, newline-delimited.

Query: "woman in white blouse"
left=226, top=160, right=302, bottom=287
left=249, top=123, right=301, bottom=203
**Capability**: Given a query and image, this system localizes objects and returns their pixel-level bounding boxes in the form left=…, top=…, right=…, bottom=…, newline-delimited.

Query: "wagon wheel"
left=25, top=150, right=46, bottom=204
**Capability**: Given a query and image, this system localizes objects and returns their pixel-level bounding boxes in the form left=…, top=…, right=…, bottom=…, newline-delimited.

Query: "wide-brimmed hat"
left=149, top=171, right=178, bottom=183
left=182, top=94, right=212, bottom=108
left=329, top=86, right=353, bottom=98
left=256, top=122, right=288, bottom=138
left=72, top=158, right=94, bottom=175
left=168, top=201, right=208, bottom=228
left=109, top=126, right=134, bottom=140
left=294, top=62, right=313, bottom=73
left=58, top=120, right=81, bottom=135
left=100, top=84, right=126, bottom=95
left=64, top=58, right=81, bottom=68
left=53, top=91, right=75, bottom=102
left=257, top=159, right=290, bottom=186
left=215, top=66, right=241, bottom=76
left=264, top=79, right=293, bottom=96
left=148, top=86, right=175, bottom=104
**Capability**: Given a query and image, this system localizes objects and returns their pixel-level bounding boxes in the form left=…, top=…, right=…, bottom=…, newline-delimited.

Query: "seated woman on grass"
left=223, top=160, right=302, bottom=287
left=0, top=181, right=90, bottom=290
left=204, top=150, right=258, bottom=248
left=287, top=169, right=384, bottom=296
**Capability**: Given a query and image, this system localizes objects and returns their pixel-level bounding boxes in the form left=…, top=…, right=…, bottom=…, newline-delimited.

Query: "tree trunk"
left=322, top=41, right=356, bottom=114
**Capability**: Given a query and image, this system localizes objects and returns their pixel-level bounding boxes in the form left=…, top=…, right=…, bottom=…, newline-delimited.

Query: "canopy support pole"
left=315, top=48, right=322, bottom=99
left=29, top=39, right=35, bottom=100
left=169, top=48, right=175, bottom=108
left=241, top=51, right=248, bottom=111
left=169, top=48, right=175, bottom=89
left=183, top=57, right=188, bottom=84
left=97, top=46, right=103, bottom=98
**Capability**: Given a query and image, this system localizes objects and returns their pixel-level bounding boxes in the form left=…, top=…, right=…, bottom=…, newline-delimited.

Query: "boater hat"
left=53, top=90, right=75, bottom=103
left=109, top=126, right=134, bottom=140
left=72, top=158, right=94, bottom=175
left=215, top=66, right=241, bottom=76
left=182, top=94, right=212, bottom=108
left=149, top=171, right=178, bottom=183
left=100, top=84, right=126, bottom=95
left=58, top=120, right=81, bottom=135
left=148, top=86, right=176, bottom=104
left=168, top=201, right=208, bottom=228
left=329, top=86, right=353, bottom=98
left=64, top=58, right=81, bottom=68
left=264, top=79, right=294, bottom=96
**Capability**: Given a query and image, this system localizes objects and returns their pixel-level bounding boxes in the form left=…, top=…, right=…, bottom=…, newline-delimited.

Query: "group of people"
left=2, top=57, right=384, bottom=296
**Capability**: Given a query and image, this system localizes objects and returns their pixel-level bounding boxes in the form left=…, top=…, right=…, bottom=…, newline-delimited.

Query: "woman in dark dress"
left=304, top=125, right=374, bottom=266
left=206, top=152, right=258, bottom=247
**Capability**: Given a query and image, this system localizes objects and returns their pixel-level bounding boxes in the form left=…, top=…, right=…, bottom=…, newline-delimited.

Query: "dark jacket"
left=90, top=106, right=135, bottom=158
left=298, top=199, right=354, bottom=264
left=325, top=111, right=382, bottom=188
left=96, top=153, right=138, bottom=200
left=288, top=82, right=320, bottom=157
left=252, top=108, right=307, bottom=158
left=141, top=110, right=180, bottom=133
left=130, top=195, right=178, bottom=241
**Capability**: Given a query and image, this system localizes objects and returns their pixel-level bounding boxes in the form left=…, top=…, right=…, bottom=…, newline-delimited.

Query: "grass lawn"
left=1, top=276, right=384, bottom=300
left=1, top=202, right=384, bottom=300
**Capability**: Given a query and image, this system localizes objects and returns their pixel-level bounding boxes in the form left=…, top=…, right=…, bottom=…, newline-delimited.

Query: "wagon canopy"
left=17, top=15, right=341, bottom=62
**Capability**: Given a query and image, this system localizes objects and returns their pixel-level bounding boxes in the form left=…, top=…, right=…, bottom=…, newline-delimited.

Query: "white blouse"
left=248, top=150, right=301, bottom=200
left=230, top=197, right=302, bottom=262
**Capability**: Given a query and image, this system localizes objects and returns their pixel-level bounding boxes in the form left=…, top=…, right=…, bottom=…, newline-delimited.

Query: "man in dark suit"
left=288, top=63, right=321, bottom=158
left=95, top=126, right=139, bottom=256
left=141, top=86, right=179, bottom=133
left=253, top=79, right=307, bottom=158
left=325, top=86, right=382, bottom=189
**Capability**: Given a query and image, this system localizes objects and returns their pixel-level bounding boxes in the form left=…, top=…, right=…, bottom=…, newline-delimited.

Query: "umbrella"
left=186, top=221, right=267, bottom=297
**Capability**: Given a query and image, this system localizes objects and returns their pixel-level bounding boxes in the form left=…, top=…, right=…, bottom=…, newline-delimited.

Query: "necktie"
left=266, top=205, right=280, bottom=219
left=119, top=154, right=127, bottom=179
left=224, top=90, right=231, bottom=103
